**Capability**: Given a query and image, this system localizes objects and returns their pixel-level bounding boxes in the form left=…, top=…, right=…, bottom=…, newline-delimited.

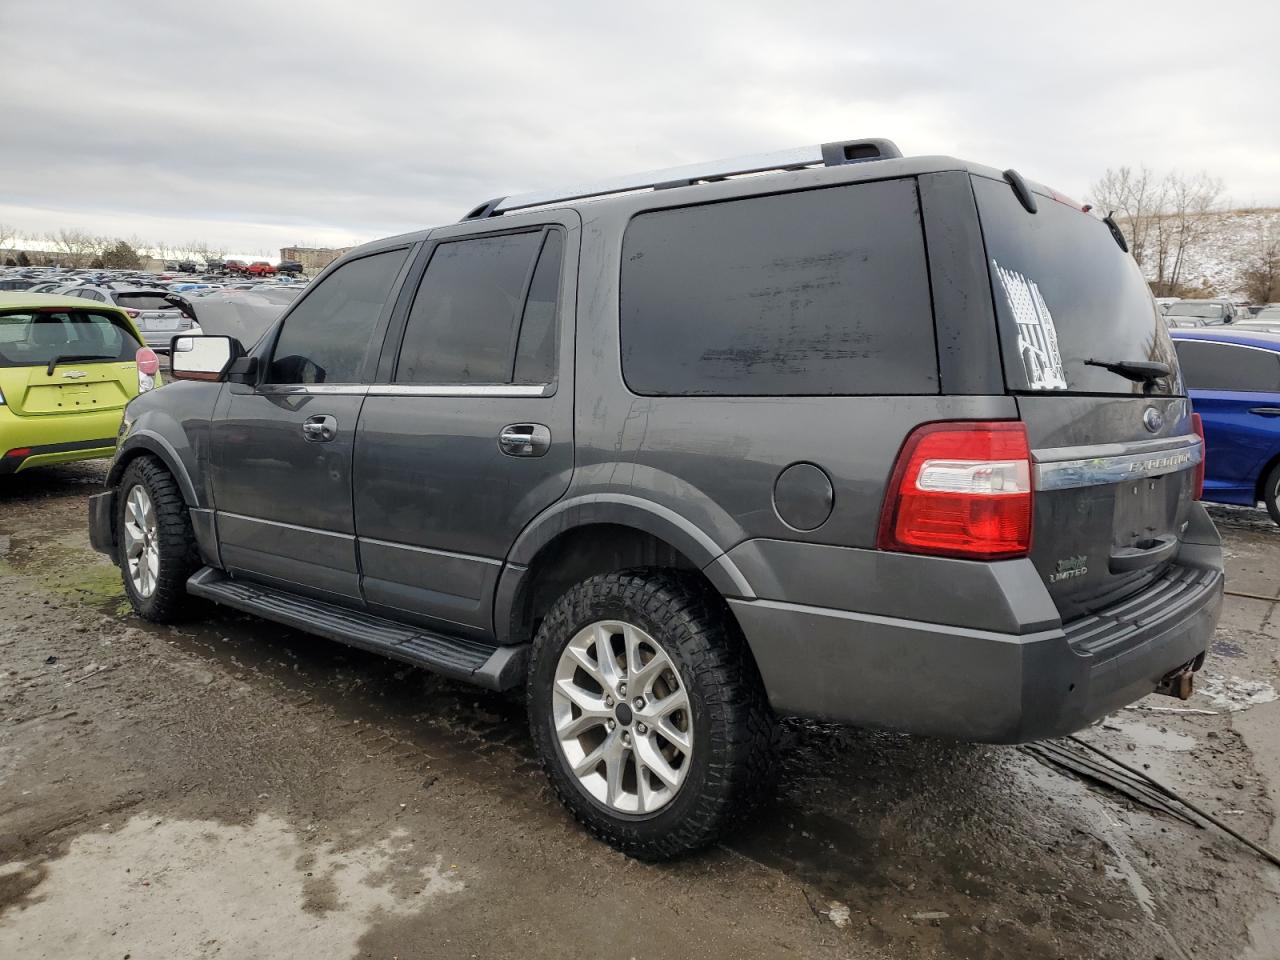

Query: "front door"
left=353, top=213, right=579, bottom=637
left=210, top=245, right=413, bottom=602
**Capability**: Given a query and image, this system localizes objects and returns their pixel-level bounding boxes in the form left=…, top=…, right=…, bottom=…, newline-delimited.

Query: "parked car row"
left=1161, top=298, right=1280, bottom=332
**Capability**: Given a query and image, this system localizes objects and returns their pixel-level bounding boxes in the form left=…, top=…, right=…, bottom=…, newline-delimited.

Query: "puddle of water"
left=1198, top=675, right=1279, bottom=713
left=0, top=813, right=463, bottom=959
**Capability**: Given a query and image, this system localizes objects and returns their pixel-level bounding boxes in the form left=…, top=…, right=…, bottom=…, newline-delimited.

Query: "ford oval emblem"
left=1143, top=407, right=1164, bottom=433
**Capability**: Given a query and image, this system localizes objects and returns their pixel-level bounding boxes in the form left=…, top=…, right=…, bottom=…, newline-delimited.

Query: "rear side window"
left=267, top=248, right=408, bottom=384
left=395, top=228, right=562, bottom=385
left=973, top=175, right=1181, bottom=395
left=1174, top=340, right=1280, bottom=392
left=620, top=179, right=937, bottom=396
left=0, top=310, right=140, bottom=367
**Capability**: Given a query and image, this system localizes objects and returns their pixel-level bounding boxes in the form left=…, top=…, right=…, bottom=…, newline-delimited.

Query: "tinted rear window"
left=620, top=179, right=938, bottom=396
left=973, top=175, right=1181, bottom=396
left=1168, top=302, right=1225, bottom=319
left=115, top=292, right=175, bottom=311
left=0, top=310, right=141, bottom=367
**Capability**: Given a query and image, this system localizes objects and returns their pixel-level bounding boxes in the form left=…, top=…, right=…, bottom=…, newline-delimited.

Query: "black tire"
left=1264, top=462, right=1280, bottom=528
left=115, top=456, right=200, bottom=622
left=527, top=569, right=775, bottom=860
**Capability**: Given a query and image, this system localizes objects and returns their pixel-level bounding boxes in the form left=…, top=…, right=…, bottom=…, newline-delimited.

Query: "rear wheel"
left=527, top=570, right=775, bottom=860
left=116, top=457, right=200, bottom=622
left=1264, top=462, right=1280, bottom=527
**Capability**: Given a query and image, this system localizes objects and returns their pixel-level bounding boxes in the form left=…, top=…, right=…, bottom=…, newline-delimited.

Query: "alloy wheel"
left=552, top=620, right=693, bottom=814
left=122, top=484, right=160, bottom=598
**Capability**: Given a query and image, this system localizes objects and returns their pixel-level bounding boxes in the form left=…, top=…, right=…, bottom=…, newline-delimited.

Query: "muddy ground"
left=1, top=461, right=1277, bottom=960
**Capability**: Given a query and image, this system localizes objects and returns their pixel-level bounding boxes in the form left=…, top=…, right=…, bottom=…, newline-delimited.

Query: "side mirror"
left=169, top=335, right=245, bottom=382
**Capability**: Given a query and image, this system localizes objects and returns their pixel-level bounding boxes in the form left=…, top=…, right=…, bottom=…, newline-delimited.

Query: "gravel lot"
left=1, top=462, right=1278, bottom=960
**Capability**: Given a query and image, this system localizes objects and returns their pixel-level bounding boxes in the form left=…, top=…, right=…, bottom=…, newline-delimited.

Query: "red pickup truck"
left=246, top=261, right=278, bottom=276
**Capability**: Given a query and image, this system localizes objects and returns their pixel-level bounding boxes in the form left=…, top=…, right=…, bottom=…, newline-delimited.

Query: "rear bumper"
left=0, top=435, right=120, bottom=474
left=727, top=529, right=1223, bottom=743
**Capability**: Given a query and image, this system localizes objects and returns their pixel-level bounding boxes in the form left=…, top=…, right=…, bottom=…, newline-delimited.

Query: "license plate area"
left=1111, top=471, right=1185, bottom=549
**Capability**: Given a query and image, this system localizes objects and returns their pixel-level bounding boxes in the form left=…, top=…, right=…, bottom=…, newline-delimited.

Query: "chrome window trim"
left=1033, top=434, right=1202, bottom=491
left=256, top=384, right=369, bottom=396
left=368, top=384, right=552, bottom=398
left=253, top=383, right=552, bottom=398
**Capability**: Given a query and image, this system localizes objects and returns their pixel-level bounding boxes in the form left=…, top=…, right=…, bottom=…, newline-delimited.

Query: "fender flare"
left=108, top=431, right=199, bottom=506
left=493, top=493, right=755, bottom=645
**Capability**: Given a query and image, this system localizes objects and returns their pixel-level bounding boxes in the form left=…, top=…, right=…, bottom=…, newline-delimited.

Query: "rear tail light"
left=4, top=447, right=32, bottom=460
left=124, top=308, right=141, bottom=318
left=1191, top=413, right=1206, bottom=500
left=135, top=347, right=160, bottom=393
left=877, top=421, right=1033, bottom=560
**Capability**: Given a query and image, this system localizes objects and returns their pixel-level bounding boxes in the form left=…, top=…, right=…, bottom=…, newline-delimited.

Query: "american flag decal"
left=993, top=260, right=1067, bottom=391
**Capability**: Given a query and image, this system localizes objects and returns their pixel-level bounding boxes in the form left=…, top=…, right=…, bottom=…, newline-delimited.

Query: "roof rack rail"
left=460, top=138, right=902, bottom=220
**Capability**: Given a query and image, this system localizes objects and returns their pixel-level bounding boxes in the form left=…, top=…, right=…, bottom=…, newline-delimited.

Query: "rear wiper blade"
left=46, top=353, right=114, bottom=377
left=1084, top=358, right=1171, bottom=384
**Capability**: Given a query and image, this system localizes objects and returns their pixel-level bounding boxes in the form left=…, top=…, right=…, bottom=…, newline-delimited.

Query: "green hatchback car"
left=0, top=293, right=160, bottom=475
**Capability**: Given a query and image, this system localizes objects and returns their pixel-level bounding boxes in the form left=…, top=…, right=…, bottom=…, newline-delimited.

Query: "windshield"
left=0, top=309, right=141, bottom=367
left=1168, top=302, right=1225, bottom=319
left=973, top=174, right=1181, bottom=396
left=115, top=292, right=176, bottom=311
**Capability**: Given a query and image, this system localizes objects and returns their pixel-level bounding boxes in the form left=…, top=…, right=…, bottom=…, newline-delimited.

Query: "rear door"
left=1173, top=337, right=1280, bottom=502
left=209, top=246, right=412, bottom=603
left=973, top=174, right=1197, bottom=621
left=352, top=213, right=577, bottom=638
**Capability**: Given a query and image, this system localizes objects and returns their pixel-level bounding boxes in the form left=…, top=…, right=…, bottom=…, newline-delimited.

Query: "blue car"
left=1171, top=329, right=1280, bottom=524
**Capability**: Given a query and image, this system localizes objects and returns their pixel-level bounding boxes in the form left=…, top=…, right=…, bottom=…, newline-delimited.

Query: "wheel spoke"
left=635, top=736, right=680, bottom=790
left=603, top=742, right=626, bottom=807
left=653, top=686, right=690, bottom=719
left=556, top=709, right=608, bottom=739
left=572, top=734, right=613, bottom=777
left=655, top=717, right=692, bottom=755
left=554, top=677, right=608, bottom=716
left=562, top=643, right=603, bottom=685
left=594, top=624, right=622, bottom=687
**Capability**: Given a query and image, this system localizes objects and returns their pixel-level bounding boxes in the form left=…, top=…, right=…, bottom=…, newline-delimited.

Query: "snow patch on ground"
left=1197, top=674, right=1279, bottom=713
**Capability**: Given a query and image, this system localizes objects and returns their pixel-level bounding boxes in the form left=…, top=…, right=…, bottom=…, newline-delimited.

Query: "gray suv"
left=88, top=139, right=1224, bottom=859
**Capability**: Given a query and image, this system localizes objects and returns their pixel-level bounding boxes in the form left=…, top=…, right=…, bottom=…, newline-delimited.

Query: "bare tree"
left=44, top=228, right=97, bottom=267
left=0, top=222, right=17, bottom=263
left=1089, top=166, right=1165, bottom=267
left=1163, top=172, right=1224, bottom=294
left=1242, top=223, right=1280, bottom=304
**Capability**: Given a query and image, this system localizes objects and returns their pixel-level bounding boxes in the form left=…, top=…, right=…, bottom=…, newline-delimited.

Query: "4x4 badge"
left=1049, top=555, right=1089, bottom=582
left=1143, top=407, right=1163, bottom=432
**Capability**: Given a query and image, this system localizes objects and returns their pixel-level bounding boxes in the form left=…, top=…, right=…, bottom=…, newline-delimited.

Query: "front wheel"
left=527, top=570, right=775, bottom=860
left=1264, top=462, right=1280, bottom=527
left=116, top=457, right=200, bottom=622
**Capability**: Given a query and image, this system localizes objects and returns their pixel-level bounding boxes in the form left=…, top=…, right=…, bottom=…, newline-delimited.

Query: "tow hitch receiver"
left=1156, top=665, right=1196, bottom=701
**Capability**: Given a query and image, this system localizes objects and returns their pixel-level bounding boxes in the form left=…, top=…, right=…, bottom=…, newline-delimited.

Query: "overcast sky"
left=2, top=0, right=1277, bottom=259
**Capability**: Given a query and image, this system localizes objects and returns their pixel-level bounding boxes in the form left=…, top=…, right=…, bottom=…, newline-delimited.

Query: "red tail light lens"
left=135, top=347, right=160, bottom=377
left=877, top=421, right=1033, bottom=560
left=4, top=448, right=32, bottom=460
left=124, top=308, right=141, bottom=318
left=1191, top=412, right=1206, bottom=500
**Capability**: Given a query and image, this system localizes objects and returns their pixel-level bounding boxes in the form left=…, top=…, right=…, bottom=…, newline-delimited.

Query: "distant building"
left=279, top=246, right=354, bottom=271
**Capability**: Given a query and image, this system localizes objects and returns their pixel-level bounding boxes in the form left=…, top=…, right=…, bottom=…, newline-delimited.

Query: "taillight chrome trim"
left=1032, top=434, right=1203, bottom=491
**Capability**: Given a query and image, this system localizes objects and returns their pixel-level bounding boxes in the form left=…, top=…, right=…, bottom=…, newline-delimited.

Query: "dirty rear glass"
left=620, top=179, right=938, bottom=396
left=972, top=175, right=1182, bottom=396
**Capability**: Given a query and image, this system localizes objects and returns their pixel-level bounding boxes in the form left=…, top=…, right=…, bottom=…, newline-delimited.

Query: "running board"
left=186, top=567, right=526, bottom=690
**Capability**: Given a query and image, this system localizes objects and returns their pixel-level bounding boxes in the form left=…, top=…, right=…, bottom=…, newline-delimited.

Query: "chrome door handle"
left=499, top=423, right=551, bottom=457
left=1249, top=407, right=1280, bottom=418
left=302, top=415, right=338, bottom=442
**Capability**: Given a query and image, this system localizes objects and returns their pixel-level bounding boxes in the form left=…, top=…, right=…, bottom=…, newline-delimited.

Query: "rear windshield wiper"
left=46, top=353, right=114, bottom=376
left=1084, top=358, right=1171, bottom=385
